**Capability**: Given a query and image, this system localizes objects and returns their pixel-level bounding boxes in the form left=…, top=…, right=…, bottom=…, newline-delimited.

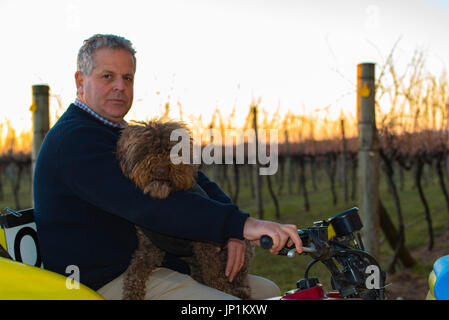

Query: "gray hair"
left=77, top=34, right=137, bottom=75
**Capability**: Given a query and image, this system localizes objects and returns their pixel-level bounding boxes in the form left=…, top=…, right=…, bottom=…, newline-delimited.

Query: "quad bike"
left=0, top=206, right=387, bottom=300
left=1, top=206, right=447, bottom=300
left=2, top=206, right=384, bottom=300
left=260, top=207, right=387, bottom=300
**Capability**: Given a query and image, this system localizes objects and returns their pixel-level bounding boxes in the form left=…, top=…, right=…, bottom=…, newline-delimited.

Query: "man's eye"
left=103, top=74, right=112, bottom=79
left=124, top=76, right=133, bottom=81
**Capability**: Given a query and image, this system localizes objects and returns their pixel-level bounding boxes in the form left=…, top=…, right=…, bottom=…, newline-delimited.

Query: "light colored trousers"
left=97, top=267, right=281, bottom=300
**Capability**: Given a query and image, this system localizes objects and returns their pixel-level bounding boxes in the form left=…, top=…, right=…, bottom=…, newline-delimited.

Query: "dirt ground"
left=384, top=229, right=449, bottom=300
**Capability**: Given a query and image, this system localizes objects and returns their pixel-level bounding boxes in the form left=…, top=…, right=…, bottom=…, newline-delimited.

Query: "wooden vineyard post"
left=252, top=105, right=264, bottom=219
left=357, top=63, right=380, bottom=259
left=340, top=119, right=348, bottom=203
left=31, top=84, right=50, bottom=206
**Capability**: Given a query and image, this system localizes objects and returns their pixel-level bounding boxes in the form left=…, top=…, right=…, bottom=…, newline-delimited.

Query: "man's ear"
left=75, top=71, right=84, bottom=97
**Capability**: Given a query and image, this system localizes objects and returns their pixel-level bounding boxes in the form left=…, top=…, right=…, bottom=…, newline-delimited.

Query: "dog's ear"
left=116, top=124, right=154, bottom=177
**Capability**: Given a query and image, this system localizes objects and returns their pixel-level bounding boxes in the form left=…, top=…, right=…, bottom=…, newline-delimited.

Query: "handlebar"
left=260, top=233, right=317, bottom=256
left=260, top=207, right=363, bottom=258
left=259, top=207, right=386, bottom=300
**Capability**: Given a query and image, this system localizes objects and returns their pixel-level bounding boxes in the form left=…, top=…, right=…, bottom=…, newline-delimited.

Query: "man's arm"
left=58, top=125, right=248, bottom=244
left=196, top=170, right=233, bottom=204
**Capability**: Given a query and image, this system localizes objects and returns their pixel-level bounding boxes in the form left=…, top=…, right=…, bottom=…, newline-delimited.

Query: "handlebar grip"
left=261, top=230, right=309, bottom=249
left=260, top=231, right=316, bottom=256
left=260, top=235, right=292, bottom=256
left=260, top=235, right=273, bottom=250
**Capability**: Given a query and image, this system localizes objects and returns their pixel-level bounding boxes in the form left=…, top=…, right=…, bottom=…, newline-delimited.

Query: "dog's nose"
left=154, top=165, right=169, bottom=177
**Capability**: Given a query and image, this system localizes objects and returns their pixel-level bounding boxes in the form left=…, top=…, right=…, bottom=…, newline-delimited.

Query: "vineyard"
left=1, top=48, right=448, bottom=299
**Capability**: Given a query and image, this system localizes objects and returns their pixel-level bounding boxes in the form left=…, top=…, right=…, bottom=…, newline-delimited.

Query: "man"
left=34, top=34, right=302, bottom=300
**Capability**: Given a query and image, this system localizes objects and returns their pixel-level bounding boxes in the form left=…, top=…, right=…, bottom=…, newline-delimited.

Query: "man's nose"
left=113, top=78, right=126, bottom=91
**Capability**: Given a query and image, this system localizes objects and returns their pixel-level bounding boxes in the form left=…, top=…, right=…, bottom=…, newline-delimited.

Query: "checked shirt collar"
left=74, top=99, right=127, bottom=129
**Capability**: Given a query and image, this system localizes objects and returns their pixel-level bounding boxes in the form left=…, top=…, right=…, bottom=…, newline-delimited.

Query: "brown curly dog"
left=116, top=120, right=254, bottom=300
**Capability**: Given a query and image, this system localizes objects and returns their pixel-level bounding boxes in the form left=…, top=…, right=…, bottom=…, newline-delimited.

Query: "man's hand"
left=217, top=238, right=246, bottom=283
left=243, top=217, right=302, bottom=255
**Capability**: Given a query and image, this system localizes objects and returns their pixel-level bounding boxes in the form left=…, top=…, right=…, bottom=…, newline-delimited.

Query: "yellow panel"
left=327, top=225, right=336, bottom=240
left=428, top=270, right=436, bottom=297
left=0, top=228, right=6, bottom=252
left=0, top=257, right=104, bottom=300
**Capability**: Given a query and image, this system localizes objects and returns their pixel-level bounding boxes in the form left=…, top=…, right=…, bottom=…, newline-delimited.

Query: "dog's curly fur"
left=116, top=120, right=254, bottom=300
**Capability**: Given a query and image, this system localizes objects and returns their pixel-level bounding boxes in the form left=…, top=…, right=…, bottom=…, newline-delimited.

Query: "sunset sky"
left=1, top=0, right=448, bottom=135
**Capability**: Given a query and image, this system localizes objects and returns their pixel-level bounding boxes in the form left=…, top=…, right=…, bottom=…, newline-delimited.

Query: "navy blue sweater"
left=33, top=104, right=249, bottom=290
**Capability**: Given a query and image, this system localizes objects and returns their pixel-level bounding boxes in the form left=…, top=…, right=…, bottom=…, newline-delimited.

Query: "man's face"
left=75, top=48, right=135, bottom=123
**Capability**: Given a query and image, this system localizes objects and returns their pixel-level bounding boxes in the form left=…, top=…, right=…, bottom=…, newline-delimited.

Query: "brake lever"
left=284, top=244, right=318, bottom=258
left=302, top=244, right=318, bottom=254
